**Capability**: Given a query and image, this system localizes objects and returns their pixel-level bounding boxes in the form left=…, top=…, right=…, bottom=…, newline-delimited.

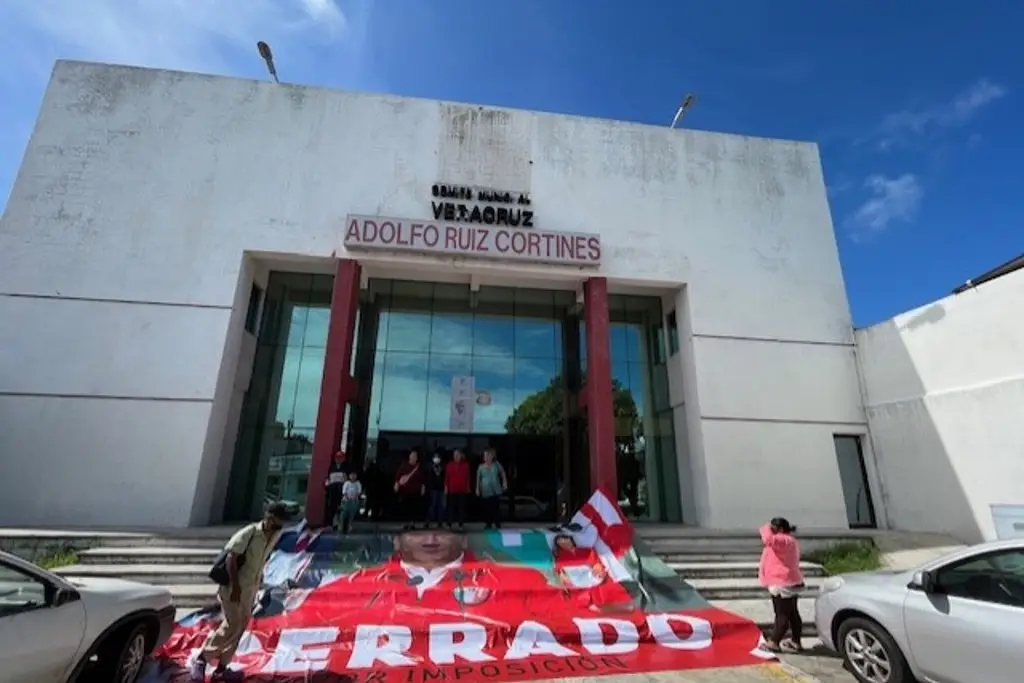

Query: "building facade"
left=856, top=259, right=1024, bottom=543
left=0, top=61, right=875, bottom=530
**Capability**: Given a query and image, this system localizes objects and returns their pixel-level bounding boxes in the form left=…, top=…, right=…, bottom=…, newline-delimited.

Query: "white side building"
left=856, top=257, right=1024, bottom=543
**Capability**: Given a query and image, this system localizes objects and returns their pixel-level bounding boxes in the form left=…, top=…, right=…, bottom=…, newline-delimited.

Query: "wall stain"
left=283, top=84, right=308, bottom=110
left=438, top=103, right=530, bottom=189
left=63, top=63, right=184, bottom=116
left=900, top=304, right=946, bottom=331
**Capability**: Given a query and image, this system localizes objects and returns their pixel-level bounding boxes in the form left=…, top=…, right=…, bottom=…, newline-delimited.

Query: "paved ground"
left=776, top=640, right=855, bottom=683
left=499, top=663, right=828, bottom=682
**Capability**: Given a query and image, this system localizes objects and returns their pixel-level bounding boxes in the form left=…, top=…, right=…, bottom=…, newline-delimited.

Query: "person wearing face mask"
left=426, top=449, right=447, bottom=528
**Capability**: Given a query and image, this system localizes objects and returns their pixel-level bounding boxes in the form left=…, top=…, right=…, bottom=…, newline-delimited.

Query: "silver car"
left=814, top=539, right=1024, bottom=683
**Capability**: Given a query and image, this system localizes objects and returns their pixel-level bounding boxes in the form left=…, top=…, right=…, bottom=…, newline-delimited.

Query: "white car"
left=814, top=538, right=1024, bottom=683
left=0, top=549, right=176, bottom=683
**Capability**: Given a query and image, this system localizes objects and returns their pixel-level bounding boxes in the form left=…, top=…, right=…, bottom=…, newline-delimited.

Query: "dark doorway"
left=833, top=434, right=877, bottom=528
left=372, top=431, right=560, bottom=525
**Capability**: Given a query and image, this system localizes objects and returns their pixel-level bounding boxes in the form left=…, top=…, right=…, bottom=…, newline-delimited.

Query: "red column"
left=307, top=258, right=361, bottom=526
left=583, top=277, right=617, bottom=496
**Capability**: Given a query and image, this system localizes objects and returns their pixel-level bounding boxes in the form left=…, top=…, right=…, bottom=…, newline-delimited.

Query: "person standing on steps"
left=758, top=516, right=805, bottom=653
left=339, top=470, right=363, bottom=534
left=190, top=503, right=290, bottom=681
left=426, top=450, right=447, bottom=528
left=323, top=450, right=349, bottom=529
left=394, top=449, right=425, bottom=530
left=476, top=448, right=507, bottom=530
left=444, top=448, right=471, bottom=529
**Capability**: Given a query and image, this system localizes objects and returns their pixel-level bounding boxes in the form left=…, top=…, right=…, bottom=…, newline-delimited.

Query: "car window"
left=936, top=549, right=1024, bottom=608
left=0, top=562, right=49, bottom=617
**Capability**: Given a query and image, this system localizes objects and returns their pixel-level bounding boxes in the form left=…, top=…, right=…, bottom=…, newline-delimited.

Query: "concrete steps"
left=44, top=526, right=837, bottom=637
left=667, top=561, right=825, bottom=581
left=77, top=546, right=219, bottom=565
left=83, top=537, right=230, bottom=550
left=689, top=577, right=823, bottom=601
left=659, top=553, right=764, bottom=564
left=56, top=563, right=214, bottom=585
left=633, top=529, right=831, bottom=636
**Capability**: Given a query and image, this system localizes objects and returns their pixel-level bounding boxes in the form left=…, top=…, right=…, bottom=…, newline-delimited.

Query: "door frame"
left=834, top=433, right=878, bottom=529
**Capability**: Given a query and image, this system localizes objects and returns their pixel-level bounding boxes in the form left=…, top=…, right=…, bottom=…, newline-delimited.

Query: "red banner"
left=145, top=491, right=772, bottom=681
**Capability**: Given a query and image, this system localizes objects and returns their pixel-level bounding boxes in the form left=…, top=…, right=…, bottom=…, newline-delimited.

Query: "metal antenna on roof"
left=257, top=41, right=280, bottom=83
left=670, top=93, right=698, bottom=128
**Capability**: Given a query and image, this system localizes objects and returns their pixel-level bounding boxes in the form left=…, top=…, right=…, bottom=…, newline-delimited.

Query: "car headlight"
left=819, top=576, right=845, bottom=594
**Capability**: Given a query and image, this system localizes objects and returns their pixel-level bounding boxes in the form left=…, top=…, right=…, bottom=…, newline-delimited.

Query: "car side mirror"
left=912, top=570, right=938, bottom=593
left=51, top=587, right=80, bottom=607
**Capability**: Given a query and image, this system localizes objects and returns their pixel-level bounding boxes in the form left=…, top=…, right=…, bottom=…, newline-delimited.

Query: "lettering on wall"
left=344, top=215, right=601, bottom=267
left=431, top=184, right=534, bottom=228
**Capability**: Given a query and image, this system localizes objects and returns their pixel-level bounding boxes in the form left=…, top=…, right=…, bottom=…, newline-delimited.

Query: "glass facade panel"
left=377, top=351, right=430, bottom=431
left=223, top=272, right=336, bottom=520
left=473, top=355, right=516, bottom=433
left=424, top=352, right=473, bottom=431
left=386, top=311, right=432, bottom=353
left=364, top=281, right=566, bottom=440
left=580, top=295, right=681, bottom=522
left=473, top=314, right=515, bottom=358
left=227, top=272, right=682, bottom=523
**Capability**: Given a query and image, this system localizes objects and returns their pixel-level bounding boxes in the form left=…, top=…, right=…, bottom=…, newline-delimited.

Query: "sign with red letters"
left=343, top=215, right=602, bottom=267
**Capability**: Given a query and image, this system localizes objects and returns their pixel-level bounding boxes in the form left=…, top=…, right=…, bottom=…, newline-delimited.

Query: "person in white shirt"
left=339, top=471, right=362, bottom=534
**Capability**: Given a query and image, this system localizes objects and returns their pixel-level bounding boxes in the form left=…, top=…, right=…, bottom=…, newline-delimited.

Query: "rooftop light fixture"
left=257, top=41, right=280, bottom=83
left=670, top=93, right=698, bottom=128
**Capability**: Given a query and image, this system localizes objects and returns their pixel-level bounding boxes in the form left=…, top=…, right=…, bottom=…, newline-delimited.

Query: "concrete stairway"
left=634, top=530, right=829, bottom=636
left=60, top=544, right=224, bottom=609
left=46, top=526, right=840, bottom=638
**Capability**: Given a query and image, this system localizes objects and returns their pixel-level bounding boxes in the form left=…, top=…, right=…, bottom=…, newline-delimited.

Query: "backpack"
left=208, top=525, right=256, bottom=586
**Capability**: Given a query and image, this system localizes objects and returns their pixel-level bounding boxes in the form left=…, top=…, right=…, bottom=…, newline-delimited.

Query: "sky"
left=0, top=0, right=1021, bottom=326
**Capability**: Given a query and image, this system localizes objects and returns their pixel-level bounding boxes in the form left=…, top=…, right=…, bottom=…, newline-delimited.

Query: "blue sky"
left=0, top=1, right=1019, bottom=326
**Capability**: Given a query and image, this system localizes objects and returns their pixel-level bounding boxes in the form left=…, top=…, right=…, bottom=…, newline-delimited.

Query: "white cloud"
left=0, top=0, right=369, bottom=208
left=847, top=173, right=923, bottom=241
left=873, top=79, right=1007, bottom=151
left=827, top=179, right=854, bottom=197
left=300, top=0, right=347, bottom=31
left=0, top=0, right=348, bottom=83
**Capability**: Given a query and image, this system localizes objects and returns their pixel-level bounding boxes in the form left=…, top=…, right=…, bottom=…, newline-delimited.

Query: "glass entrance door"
left=500, top=434, right=559, bottom=524
left=373, top=431, right=559, bottom=524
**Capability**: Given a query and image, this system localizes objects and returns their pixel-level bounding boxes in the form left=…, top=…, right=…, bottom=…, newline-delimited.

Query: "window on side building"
left=666, top=310, right=679, bottom=356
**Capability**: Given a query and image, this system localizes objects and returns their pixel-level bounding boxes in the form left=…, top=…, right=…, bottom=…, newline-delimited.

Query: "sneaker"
left=189, top=658, right=207, bottom=682
left=762, top=640, right=782, bottom=653
left=780, top=639, right=803, bottom=653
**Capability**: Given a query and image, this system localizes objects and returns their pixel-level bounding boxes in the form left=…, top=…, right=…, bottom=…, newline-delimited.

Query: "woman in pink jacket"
left=758, top=517, right=805, bottom=653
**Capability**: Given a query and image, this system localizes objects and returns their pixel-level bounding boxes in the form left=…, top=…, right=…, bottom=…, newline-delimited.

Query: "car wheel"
left=92, top=622, right=150, bottom=683
left=836, top=617, right=912, bottom=683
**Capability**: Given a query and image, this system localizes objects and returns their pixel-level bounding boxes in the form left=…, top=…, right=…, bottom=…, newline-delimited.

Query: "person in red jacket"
left=444, top=449, right=471, bottom=529
left=394, top=449, right=425, bottom=529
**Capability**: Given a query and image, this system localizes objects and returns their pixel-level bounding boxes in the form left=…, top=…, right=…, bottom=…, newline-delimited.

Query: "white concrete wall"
left=0, top=60, right=864, bottom=528
left=856, top=267, right=1024, bottom=543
